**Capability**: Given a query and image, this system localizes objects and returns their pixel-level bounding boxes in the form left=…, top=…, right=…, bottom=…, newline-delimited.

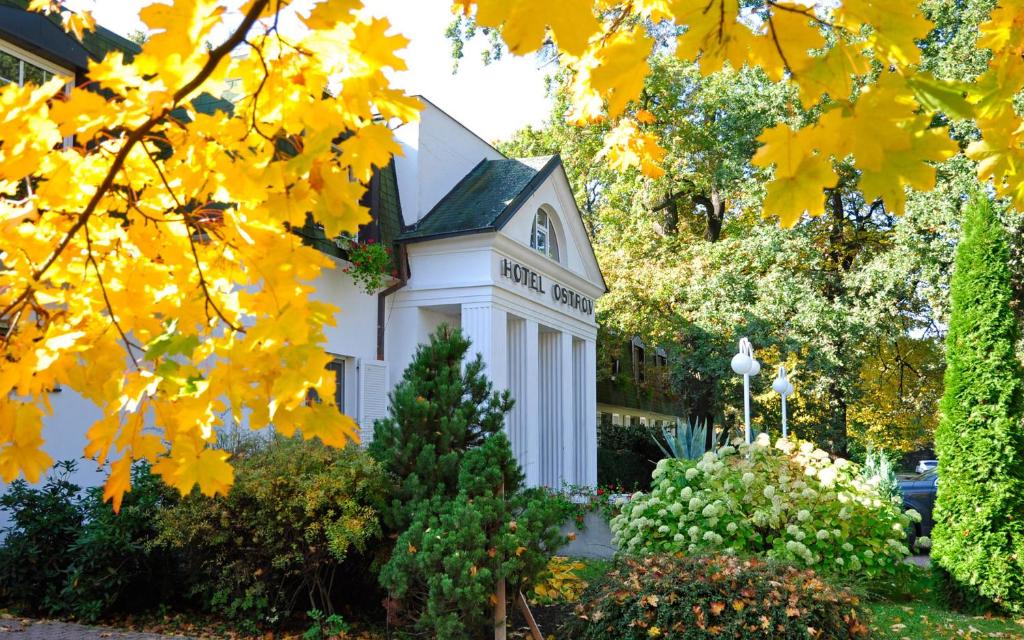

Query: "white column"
left=538, top=330, right=561, bottom=487
left=584, top=337, right=598, bottom=486
left=460, top=303, right=508, bottom=391
left=572, top=337, right=587, bottom=486
left=524, top=319, right=541, bottom=486
left=559, top=331, right=575, bottom=487
left=506, top=316, right=527, bottom=467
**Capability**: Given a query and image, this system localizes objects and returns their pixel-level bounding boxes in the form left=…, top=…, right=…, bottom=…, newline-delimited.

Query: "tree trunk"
left=694, top=189, right=725, bottom=242
left=824, top=189, right=850, bottom=456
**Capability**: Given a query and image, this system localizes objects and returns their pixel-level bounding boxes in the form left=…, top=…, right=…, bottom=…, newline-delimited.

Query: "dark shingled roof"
left=397, top=155, right=560, bottom=243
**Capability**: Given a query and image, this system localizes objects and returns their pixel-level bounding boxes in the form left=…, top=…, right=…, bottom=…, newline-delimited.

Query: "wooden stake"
left=517, top=590, right=543, bottom=640
left=495, top=481, right=507, bottom=640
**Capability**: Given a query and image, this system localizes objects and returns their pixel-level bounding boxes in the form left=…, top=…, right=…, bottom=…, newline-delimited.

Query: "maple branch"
left=84, top=223, right=140, bottom=370
left=766, top=13, right=793, bottom=74
left=185, top=213, right=244, bottom=334
left=767, top=1, right=836, bottom=30
left=0, top=0, right=272, bottom=323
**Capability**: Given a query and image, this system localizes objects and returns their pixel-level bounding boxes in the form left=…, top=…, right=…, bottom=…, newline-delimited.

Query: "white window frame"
left=0, top=39, right=73, bottom=88
left=530, top=207, right=561, bottom=263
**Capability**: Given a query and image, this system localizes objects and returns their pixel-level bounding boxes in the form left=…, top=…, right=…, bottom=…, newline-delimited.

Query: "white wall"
left=393, top=98, right=504, bottom=226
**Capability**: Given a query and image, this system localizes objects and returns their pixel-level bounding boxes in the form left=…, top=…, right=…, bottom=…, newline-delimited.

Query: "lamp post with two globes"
left=772, top=365, right=795, bottom=438
left=730, top=338, right=760, bottom=444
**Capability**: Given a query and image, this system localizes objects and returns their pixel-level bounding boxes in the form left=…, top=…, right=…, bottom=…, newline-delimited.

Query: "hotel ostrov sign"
left=499, top=257, right=594, bottom=316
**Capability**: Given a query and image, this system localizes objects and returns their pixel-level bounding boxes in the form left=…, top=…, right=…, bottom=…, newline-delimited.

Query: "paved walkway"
left=0, top=618, right=192, bottom=639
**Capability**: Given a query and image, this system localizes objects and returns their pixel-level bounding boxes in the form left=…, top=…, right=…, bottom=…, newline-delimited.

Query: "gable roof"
left=397, top=155, right=559, bottom=243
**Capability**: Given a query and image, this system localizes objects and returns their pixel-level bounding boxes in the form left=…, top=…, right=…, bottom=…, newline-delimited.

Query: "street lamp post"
left=772, top=365, right=795, bottom=438
left=730, top=338, right=760, bottom=444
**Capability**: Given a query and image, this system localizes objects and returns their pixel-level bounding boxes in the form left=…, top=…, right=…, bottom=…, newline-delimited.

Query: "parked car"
left=915, top=459, right=939, bottom=474
left=899, top=469, right=938, bottom=547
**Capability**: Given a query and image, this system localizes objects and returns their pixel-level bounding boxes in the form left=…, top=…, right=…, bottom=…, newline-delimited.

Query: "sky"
left=63, top=0, right=553, bottom=144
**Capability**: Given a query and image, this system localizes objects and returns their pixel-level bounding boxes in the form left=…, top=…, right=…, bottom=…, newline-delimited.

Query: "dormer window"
left=530, top=208, right=560, bottom=262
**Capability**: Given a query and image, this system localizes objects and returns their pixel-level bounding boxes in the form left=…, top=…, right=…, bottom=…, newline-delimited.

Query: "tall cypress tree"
left=933, top=196, right=1024, bottom=613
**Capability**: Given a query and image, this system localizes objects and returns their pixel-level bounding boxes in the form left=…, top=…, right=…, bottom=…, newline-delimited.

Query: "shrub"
left=0, top=461, right=84, bottom=615
left=562, top=554, right=870, bottom=639
left=373, top=326, right=567, bottom=637
left=611, top=435, right=915, bottom=584
left=932, top=196, right=1024, bottom=614
left=0, top=460, right=178, bottom=622
left=156, top=437, right=386, bottom=628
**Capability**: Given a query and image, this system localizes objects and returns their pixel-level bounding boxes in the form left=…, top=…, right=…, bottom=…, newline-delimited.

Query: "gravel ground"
left=0, top=617, right=192, bottom=639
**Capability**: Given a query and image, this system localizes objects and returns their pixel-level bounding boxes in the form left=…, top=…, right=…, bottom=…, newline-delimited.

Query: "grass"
left=865, top=566, right=1024, bottom=640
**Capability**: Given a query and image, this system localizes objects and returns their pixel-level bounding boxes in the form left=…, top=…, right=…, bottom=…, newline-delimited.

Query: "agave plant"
left=655, top=417, right=708, bottom=460
left=861, top=446, right=900, bottom=504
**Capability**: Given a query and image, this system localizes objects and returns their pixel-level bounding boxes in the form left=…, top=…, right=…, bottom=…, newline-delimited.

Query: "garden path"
left=0, top=617, right=191, bottom=639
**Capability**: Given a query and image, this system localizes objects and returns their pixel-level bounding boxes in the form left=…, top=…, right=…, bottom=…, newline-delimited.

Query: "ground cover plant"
left=561, top=554, right=870, bottom=639
left=611, top=435, right=916, bottom=586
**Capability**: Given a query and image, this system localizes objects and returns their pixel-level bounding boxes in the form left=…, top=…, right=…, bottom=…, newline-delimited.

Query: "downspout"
left=376, top=242, right=408, bottom=361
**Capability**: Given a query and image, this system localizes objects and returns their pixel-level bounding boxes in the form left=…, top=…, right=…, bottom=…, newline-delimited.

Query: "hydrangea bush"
left=611, top=435, right=918, bottom=581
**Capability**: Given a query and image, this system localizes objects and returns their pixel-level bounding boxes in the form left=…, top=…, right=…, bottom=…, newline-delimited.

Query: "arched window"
left=530, top=208, right=560, bottom=262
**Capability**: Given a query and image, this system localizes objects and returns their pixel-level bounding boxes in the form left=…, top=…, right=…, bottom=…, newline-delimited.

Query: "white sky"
left=63, top=0, right=553, bottom=144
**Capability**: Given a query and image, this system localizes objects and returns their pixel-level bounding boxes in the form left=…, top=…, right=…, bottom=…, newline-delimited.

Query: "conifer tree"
left=371, top=325, right=567, bottom=636
left=369, top=324, right=512, bottom=530
left=933, top=196, right=1024, bottom=613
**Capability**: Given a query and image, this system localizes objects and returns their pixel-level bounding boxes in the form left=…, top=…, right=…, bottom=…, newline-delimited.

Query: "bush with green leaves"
left=611, top=434, right=916, bottom=583
left=372, top=326, right=568, bottom=637
left=933, top=196, right=1024, bottom=614
left=155, top=437, right=387, bottom=628
left=0, top=460, right=179, bottom=622
left=561, top=554, right=870, bottom=640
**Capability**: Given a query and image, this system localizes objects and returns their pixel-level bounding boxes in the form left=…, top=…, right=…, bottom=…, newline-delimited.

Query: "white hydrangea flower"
left=689, top=497, right=702, bottom=512
left=864, top=550, right=874, bottom=558
left=685, top=467, right=700, bottom=480
left=669, top=502, right=683, bottom=515
left=688, top=525, right=700, bottom=539
left=658, top=509, right=668, bottom=517
left=842, top=542, right=854, bottom=552
left=916, top=536, right=932, bottom=549
left=707, top=517, right=719, bottom=528
left=795, top=530, right=806, bottom=541
left=727, top=522, right=738, bottom=533
left=849, top=556, right=861, bottom=571
left=658, top=525, right=670, bottom=534
left=905, top=509, right=922, bottom=523
left=818, top=466, right=838, bottom=486
left=816, top=529, right=830, bottom=540
left=763, top=485, right=776, bottom=498
left=786, top=524, right=800, bottom=536
left=680, top=487, right=693, bottom=500
left=703, top=530, right=717, bottom=542
left=674, top=533, right=685, bottom=542
left=702, top=504, right=718, bottom=518
left=797, top=509, right=811, bottom=522
left=892, top=522, right=904, bottom=532
left=835, top=557, right=844, bottom=566
left=741, top=472, right=756, bottom=485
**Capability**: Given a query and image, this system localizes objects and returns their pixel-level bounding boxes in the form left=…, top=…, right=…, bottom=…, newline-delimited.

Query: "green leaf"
left=905, top=74, right=973, bottom=120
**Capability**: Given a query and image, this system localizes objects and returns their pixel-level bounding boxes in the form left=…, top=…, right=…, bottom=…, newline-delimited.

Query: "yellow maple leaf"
left=598, top=118, right=667, bottom=178
left=0, top=401, right=52, bottom=484
left=761, top=155, right=836, bottom=226
left=588, top=27, right=653, bottom=118
left=104, top=456, right=133, bottom=513
left=62, top=10, right=96, bottom=41
left=473, top=0, right=600, bottom=57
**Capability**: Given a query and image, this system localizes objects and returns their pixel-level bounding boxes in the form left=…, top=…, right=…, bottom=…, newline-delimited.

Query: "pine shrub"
left=561, top=554, right=870, bottom=639
left=932, top=196, right=1024, bottom=613
left=372, top=325, right=569, bottom=637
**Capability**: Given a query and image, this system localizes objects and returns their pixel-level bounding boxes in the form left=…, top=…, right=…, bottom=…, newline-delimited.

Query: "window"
left=631, top=336, right=645, bottom=383
left=307, top=356, right=346, bottom=412
left=0, top=48, right=54, bottom=87
left=530, top=208, right=560, bottom=262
